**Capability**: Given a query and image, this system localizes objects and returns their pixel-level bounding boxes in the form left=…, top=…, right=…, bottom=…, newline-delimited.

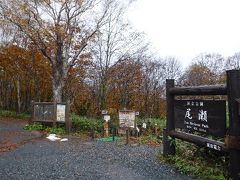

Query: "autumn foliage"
left=0, top=1, right=239, bottom=118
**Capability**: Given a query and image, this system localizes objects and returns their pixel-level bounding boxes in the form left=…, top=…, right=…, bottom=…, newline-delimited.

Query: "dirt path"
left=0, top=118, right=43, bottom=153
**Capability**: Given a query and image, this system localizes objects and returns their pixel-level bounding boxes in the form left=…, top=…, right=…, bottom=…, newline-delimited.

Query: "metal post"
left=163, top=79, right=176, bottom=155
left=227, top=70, right=240, bottom=179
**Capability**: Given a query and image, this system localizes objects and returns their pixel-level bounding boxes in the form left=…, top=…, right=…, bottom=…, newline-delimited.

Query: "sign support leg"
left=126, top=129, right=129, bottom=145
left=163, top=79, right=176, bottom=155
left=227, top=70, right=240, bottom=179
left=53, top=102, right=57, bottom=128
left=65, top=100, right=71, bottom=133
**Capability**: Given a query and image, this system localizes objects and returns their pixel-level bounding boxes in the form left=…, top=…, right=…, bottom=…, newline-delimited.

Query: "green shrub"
left=45, top=127, right=65, bottom=135
left=24, top=123, right=65, bottom=135
left=71, top=114, right=104, bottom=132
left=0, top=109, right=30, bottom=119
left=24, top=114, right=103, bottom=135
left=24, top=123, right=45, bottom=131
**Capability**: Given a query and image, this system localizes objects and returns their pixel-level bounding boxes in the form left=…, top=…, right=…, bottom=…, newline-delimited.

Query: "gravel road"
left=0, top=118, right=193, bottom=180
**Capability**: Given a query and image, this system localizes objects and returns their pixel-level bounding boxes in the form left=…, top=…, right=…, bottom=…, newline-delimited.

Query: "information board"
left=34, top=104, right=54, bottom=121
left=56, top=104, right=66, bottom=122
left=174, top=100, right=226, bottom=137
left=119, top=110, right=135, bottom=128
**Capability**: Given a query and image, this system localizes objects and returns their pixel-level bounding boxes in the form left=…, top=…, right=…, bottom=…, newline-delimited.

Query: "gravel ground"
left=0, top=118, right=193, bottom=180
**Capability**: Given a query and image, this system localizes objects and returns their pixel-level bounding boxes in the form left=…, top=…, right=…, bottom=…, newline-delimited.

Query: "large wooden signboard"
left=31, top=102, right=71, bottom=133
left=33, top=103, right=67, bottom=122
left=119, top=110, right=135, bottom=128
left=174, top=100, right=226, bottom=137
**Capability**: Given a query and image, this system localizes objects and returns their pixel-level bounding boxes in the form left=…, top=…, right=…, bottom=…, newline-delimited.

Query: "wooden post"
left=29, top=100, right=34, bottom=124
left=91, top=128, right=95, bottom=140
left=163, top=79, right=176, bottom=155
left=154, top=124, right=158, bottom=136
left=65, top=101, right=71, bottom=133
left=227, top=70, right=240, bottom=179
left=126, top=129, right=129, bottom=145
left=112, top=128, right=115, bottom=141
left=53, top=101, right=57, bottom=128
left=103, top=121, right=109, bottom=137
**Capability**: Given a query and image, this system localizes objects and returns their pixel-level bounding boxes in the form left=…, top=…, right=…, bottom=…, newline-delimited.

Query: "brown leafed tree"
left=192, top=53, right=225, bottom=79
left=179, top=64, right=216, bottom=86
left=108, top=58, right=142, bottom=110
left=0, top=0, right=112, bottom=102
left=0, top=45, right=52, bottom=112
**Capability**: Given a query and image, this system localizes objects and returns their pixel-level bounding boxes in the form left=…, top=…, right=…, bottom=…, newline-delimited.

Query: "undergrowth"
left=0, top=109, right=30, bottom=119
left=136, top=135, right=161, bottom=146
left=159, top=140, right=230, bottom=180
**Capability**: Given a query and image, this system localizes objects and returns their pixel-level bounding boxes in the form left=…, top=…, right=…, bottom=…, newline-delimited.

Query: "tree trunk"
left=52, top=59, right=67, bottom=103
left=31, top=50, right=41, bottom=102
left=121, top=81, right=129, bottom=109
left=100, top=79, right=107, bottom=110
left=52, top=78, right=64, bottom=103
left=16, top=78, right=21, bottom=113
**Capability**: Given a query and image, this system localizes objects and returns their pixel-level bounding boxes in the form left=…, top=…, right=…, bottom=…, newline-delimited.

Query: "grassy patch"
left=0, top=109, right=30, bottom=119
left=45, top=127, right=65, bottom=135
left=24, top=122, right=66, bottom=135
left=159, top=140, right=230, bottom=180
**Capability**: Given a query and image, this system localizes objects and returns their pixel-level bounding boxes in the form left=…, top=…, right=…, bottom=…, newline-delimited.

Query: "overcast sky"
left=127, top=0, right=240, bottom=66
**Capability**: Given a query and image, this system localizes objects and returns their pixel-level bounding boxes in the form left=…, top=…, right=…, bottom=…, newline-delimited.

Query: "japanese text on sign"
left=206, top=142, right=221, bottom=151
left=174, top=100, right=226, bottom=137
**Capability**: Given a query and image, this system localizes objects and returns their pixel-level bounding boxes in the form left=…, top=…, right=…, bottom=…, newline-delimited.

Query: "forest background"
left=0, top=0, right=239, bottom=118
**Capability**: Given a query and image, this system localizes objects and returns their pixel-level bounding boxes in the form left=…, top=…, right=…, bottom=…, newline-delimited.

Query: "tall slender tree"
left=89, top=0, right=147, bottom=110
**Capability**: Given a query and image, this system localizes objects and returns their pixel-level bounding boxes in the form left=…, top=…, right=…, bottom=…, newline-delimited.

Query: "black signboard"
left=174, top=100, right=226, bottom=137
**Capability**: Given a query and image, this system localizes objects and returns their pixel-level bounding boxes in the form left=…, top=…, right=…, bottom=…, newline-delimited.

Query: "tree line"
left=0, top=0, right=239, bottom=118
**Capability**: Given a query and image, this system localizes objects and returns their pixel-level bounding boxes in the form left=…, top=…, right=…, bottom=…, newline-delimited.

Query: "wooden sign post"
left=103, top=121, right=109, bottom=137
left=226, top=70, right=240, bottom=179
left=164, top=70, right=240, bottom=179
left=119, top=110, right=135, bottom=145
left=103, top=114, right=110, bottom=137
